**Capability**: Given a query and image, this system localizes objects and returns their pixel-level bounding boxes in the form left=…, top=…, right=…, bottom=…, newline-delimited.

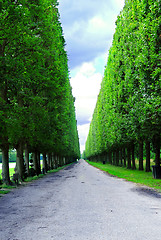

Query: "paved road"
left=0, top=159, right=161, bottom=240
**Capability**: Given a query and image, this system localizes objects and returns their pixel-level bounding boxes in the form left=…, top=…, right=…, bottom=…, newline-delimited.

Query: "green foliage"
left=0, top=189, right=10, bottom=195
left=0, top=0, right=80, bottom=183
left=85, top=0, right=160, bottom=164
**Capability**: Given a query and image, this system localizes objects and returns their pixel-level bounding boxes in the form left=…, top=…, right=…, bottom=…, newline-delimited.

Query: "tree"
left=85, top=0, right=161, bottom=171
left=0, top=0, right=80, bottom=183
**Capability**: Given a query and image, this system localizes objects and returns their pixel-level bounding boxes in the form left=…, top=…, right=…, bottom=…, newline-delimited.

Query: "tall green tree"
left=85, top=0, right=161, bottom=171
left=0, top=0, right=80, bottom=183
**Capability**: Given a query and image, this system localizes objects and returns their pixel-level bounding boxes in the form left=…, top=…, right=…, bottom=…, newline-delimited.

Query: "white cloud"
left=70, top=61, right=102, bottom=127
left=77, top=123, right=90, bottom=153
left=71, top=62, right=102, bottom=98
left=111, top=0, right=125, bottom=11
left=70, top=61, right=102, bottom=152
left=75, top=98, right=96, bottom=125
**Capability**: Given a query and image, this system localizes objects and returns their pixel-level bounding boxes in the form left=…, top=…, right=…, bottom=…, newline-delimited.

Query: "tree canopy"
left=85, top=0, right=161, bottom=169
left=0, top=0, right=80, bottom=184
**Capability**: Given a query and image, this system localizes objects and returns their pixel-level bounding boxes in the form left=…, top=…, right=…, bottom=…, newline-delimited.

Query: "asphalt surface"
left=0, top=159, right=161, bottom=240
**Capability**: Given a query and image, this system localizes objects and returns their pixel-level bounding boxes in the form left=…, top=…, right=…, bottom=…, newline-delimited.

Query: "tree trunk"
left=2, top=145, right=10, bottom=185
left=33, top=151, right=39, bottom=175
left=50, top=153, right=53, bottom=169
left=112, top=151, right=116, bottom=165
left=55, top=155, right=58, bottom=168
left=51, top=153, right=55, bottom=169
left=57, top=155, right=60, bottom=167
left=16, top=142, right=24, bottom=181
left=25, top=145, right=29, bottom=175
left=63, top=157, right=66, bottom=165
left=43, top=154, right=47, bottom=173
left=123, top=148, right=126, bottom=167
left=116, top=149, right=119, bottom=166
left=131, top=143, right=136, bottom=170
left=47, top=153, right=52, bottom=169
left=0, top=65, right=10, bottom=184
left=109, top=152, right=112, bottom=164
left=127, top=146, right=131, bottom=169
left=55, top=155, right=58, bottom=169
left=37, top=152, right=41, bottom=174
left=139, top=140, right=144, bottom=171
left=145, top=140, right=151, bottom=172
left=58, top=155, right=61, bottom=167
left=120, top=148, right=123, bottom=166
left=102, top=154, right=105, bottom=164
left=155, top=136, right=160, bottom=167
left=65, top=156, right=68, bottom=165
left=60, top=156, right=63, bottom=167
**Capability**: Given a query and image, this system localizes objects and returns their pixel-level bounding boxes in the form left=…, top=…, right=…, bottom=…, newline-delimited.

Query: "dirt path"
left=0, top=159, right=161, bottom=240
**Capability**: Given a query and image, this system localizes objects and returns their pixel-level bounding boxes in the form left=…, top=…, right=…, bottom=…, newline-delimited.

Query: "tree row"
left=0, top=0, right=80, bottom=184
left=85, top=0, right=161, bottom=171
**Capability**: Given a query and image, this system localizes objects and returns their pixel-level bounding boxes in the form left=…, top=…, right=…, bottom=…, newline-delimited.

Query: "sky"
left=58, top=0, right=125, bottom=153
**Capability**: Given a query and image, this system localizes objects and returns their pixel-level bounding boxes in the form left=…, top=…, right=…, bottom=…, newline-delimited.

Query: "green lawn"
left=0, top=168, right=15, bottom=178
left=87, top=160, right=161, bottom=192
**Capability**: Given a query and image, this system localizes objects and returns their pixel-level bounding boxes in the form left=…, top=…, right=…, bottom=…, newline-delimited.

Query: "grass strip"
left=87, top=160, right=161, bottom=192
left=0, top=168, right=15, bottom=177
left=0, top=190, right=10, bottom=195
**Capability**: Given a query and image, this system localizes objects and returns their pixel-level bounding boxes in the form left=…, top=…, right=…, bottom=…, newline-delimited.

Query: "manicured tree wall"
left=85, top=0, right=161, bottom=171
left=0, top=0, right=80, bottom=184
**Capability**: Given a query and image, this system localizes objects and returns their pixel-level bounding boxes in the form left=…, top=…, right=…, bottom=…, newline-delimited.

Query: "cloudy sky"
left=58, top=0, right=125, bottom=153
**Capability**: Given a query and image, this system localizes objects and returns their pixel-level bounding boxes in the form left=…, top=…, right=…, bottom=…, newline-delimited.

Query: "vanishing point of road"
left=0, top=159, right=161, bottom=240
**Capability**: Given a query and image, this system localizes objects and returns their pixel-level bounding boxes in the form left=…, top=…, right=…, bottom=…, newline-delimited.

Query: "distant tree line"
left=85, top=0, right=161, bottom=171
left=0, top=0, right=80, bottom=184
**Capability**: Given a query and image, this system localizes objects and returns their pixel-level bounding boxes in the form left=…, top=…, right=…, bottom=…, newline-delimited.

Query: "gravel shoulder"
left=1, top=160, right=161, bottom=240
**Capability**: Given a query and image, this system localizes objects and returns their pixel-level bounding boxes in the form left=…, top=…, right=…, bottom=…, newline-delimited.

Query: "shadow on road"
left=132, top=186, right=161, bottom=199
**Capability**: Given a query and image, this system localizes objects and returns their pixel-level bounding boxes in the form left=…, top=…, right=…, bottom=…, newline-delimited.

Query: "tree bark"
left=16, top=142, right=24, bottom=181
left=37, top=152, right=41, bottom=174
left=123, top=148, right=126, bottom=167
left=131, top=143, right=136, bottom=170
left=33, top=151, right=39, bottom=175
left=145, top=140, right=151, bottom=172
left=58, top=155, right=61, bottom=167
left=57, top=155, right=60, bottom=167
left=55, top=155, right=58, bottom=167
left=127, top=146, right=131, bottom=169
left=139, top=140, right=144, bottom=171
left=47, top=153, right=51, bottom=169
left=155, top=135, right=160, bottom=167
left=112, top=151, right=116, bottom=165
left=25, top=144, right=29, bottom=175
left=0, top=59, right=10, bottom=184
left=116, top=149, right=119, bottom=166
left=109, top=152, right=112, bottom=164
left=51, top=153, right=54, bottom=169
left=120, top=148, right=123, bottom=166
left=43, top=153, right=47, bottom=173
left=55, top=155, right=58, bottom=169
left=1, top=145, right=10, bottom=185
left=60, top=156, right=63, bottom=167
